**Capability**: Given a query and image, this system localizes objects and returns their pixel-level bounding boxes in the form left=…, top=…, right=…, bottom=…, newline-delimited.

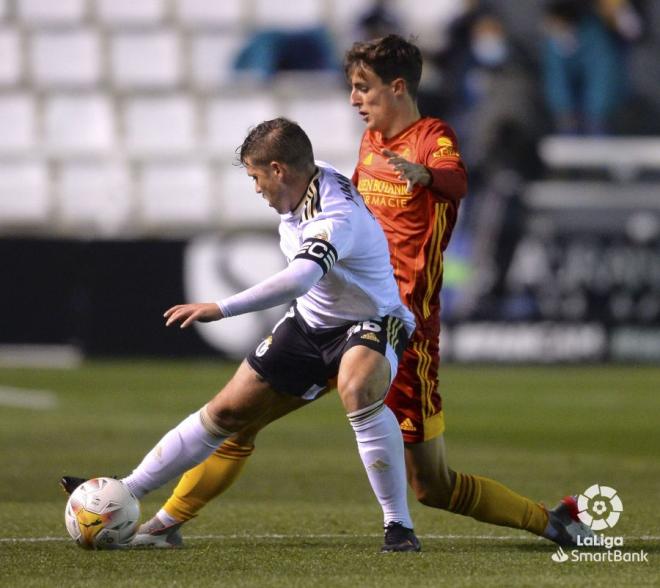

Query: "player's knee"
left=416, top=487, right=452, bottom=509
left=337, top=376, right=384, bottom=411
left=232, top=426, right=260, bottom=446
left=338, top=353, right=390, bottom=411
left=205, top=404, right=249, bottom=434
left=410, top=473, right=453, bottom=509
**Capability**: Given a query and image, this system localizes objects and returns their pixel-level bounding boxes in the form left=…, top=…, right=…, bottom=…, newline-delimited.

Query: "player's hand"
left=382, top=148, right=432, bottom=192
left=164, top=303, right=223, bottom=329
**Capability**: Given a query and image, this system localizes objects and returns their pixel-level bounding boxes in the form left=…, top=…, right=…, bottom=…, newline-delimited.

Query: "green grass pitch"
left=0, top=361, right=658, bottom=587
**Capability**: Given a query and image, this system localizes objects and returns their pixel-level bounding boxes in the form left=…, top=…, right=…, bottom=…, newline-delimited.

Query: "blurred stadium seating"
left=0, top=0, right=658, bottom=361
left=0, top=0, right=381, bottom=237
left=0, top=0, right=657, bottom=237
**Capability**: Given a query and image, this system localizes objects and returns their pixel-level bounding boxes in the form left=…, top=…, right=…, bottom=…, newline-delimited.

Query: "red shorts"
left=385, top=327, right=444, bottom=444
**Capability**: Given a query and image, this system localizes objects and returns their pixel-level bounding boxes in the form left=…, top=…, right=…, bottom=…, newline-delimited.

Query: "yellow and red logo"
left=400, top=418, right=417, bottom=432
left=432, top=137, right=459, bottom=158
left=75, top=507, right=109, bottom=547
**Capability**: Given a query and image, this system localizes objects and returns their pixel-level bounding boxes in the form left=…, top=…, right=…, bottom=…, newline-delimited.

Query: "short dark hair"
left=239, top=117, right=314, bottom=170
left=344, top=34, right=423, bottom=98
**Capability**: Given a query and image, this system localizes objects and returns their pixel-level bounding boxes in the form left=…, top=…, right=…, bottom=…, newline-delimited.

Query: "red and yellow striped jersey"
left=352, top=117, right=467, bottom=325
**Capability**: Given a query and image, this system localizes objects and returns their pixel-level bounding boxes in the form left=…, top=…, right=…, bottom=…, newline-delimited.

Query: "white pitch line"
left=2, top=534, right=659, bottom=543
left=0, top=386, right=58, bottom=410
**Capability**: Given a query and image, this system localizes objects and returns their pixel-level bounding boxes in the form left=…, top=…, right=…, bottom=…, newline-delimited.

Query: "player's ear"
left=391, top=78, right=407, bottom=96
left=270, top=161, right=284, bottom=177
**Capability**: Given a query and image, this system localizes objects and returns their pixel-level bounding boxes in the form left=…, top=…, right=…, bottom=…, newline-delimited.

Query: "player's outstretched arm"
left=164, top=303, right=223, bottom=329
left=164, top=258, right=324, bottom=329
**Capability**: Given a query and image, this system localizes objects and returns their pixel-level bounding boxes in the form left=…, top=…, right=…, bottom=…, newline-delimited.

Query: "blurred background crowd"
left=1, top=0, right=659, bottom=362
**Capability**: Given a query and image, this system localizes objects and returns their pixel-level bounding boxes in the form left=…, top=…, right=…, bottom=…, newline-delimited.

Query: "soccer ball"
left=64, top=477, right=140, bottom=550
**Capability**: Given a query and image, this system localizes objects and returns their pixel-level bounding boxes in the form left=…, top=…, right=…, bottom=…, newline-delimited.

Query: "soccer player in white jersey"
left=64, top=118, right=420, bottom=552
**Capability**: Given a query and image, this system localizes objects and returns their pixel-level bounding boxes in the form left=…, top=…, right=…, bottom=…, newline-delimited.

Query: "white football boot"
left=129, top=515, right=184, bottom=548
left=544, top=496, right=594, bottom=546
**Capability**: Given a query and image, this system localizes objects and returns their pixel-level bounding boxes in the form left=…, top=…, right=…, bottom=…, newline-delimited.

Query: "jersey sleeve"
left=299, top=211, right=353, bottom=268
left=298, top=180, right=356, bottom=270
left=420, top=120, right=468, bottom=202
left=217, top=258, right=324, bottom=317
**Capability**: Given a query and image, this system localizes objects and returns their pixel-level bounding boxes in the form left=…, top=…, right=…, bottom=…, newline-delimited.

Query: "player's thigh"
left=207, top=360, right=299, bottom=431
left=386, top=331, right=444, bottom=444
left=337, top=345, right=391, bottom=412
left=247, top=305, right=331, bottom=400
left=336, top=315, right=409, bottom=412
left=404, top=435, right=451, bottom=482
left=404, top=435, right=454, bottom=503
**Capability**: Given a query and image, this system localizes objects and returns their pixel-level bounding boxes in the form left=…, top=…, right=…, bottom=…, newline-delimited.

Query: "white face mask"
left=471, top=34, right=508, bottom=67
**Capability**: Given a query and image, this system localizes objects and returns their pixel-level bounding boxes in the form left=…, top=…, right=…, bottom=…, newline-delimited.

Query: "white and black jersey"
left=279, top=162, right=415, bottom=336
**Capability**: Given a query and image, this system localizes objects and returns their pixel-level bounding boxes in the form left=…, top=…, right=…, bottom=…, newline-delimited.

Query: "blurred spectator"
left=354, top=0, right=402, bottom=41
left=417, top=0, right=481, bottom=119
left=541, top=0, right=643, bottom=135
left=233, top=27, right=339, bottom=81
left=458, top=12, right=547, bottom=181
left=439, top=10, right=549, bottom=319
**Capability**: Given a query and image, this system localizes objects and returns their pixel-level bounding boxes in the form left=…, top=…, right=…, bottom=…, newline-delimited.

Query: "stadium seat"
left=397, top=1, right=466, bottom=51
left=217, top=164, right=278, bottom=229
left=137, top=161, right=213, bottom=229
left=0, top=93, right=36, bottom=155
left=253, top=0, right=324, bottom=29
left=204, top=95, right=277, bottom=156
left=539, top=136, right=660, bottom=180
left=17, top=0, right=86, bottom=26
left=176, top=0, right=244, bottom=29
left=110, top=30, right=181, bottom=90
left=57, top=161, right=133, bottom=236
left=44, top=93, right=115, bottom=156
left=29, top=29, right=101, bottom=88
left=284, top=93, right=360, bottom=158
left=190, top=32, right=247, bottom=89
left=330, top=0, right=375, bottom=33
left=0, top=160, right=50, bottom=227
left=123, top=95, right=195, bottom=156
left=95, top=0, right=166, bottom=27
left=0, top=28, right=22, bottom=86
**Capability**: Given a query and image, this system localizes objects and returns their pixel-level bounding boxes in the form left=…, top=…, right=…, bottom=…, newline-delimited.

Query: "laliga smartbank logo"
left=551, top=485, right=649, bottom=564
left=577, top=484, right=623, bottom=530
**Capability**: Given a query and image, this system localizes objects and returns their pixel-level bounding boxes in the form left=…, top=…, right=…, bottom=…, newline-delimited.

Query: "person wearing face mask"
left=455, top=12, right=546, bottom=175
left=441, top=12, right=547, bottom=316
left=470, top=17, right=509, bottom=68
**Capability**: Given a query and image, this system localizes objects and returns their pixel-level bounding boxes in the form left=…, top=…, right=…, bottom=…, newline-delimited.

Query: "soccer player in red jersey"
left=344, top=35, right=588, bottom=543
left=92, top=35, right=592, bottom=550
left=348, top=38, right=466, bottom=470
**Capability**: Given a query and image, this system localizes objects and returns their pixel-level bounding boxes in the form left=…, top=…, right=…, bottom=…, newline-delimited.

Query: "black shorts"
left=247, top=304, right=409, bottom=399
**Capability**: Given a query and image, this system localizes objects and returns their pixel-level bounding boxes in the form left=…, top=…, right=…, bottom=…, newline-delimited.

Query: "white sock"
left=347, top=401, right=413, bottom=529
left=122, top=408, right=229, bottom=499
left=156, top=508, right=181, bottom=527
